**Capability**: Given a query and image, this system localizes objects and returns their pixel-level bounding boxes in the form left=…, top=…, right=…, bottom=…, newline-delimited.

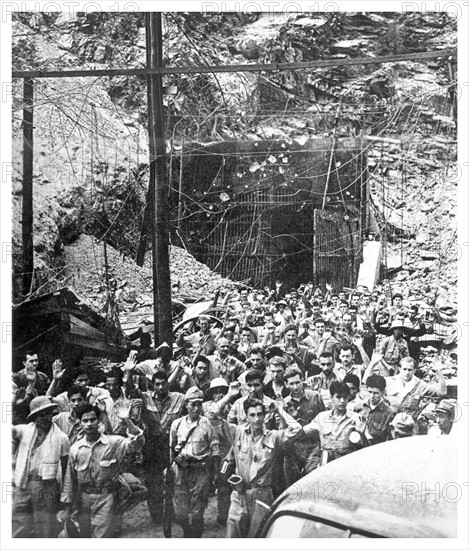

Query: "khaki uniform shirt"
left=61, top=430, right=144, bottom=503
left=170, top=415, right=220, bottom=460
left=227, top=417, right=301, bottom=485
left=303, top=410, right=360, bottom=457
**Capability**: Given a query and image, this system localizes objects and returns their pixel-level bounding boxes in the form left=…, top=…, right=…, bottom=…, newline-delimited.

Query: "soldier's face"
left=435, top=412, right=452, bottom=434
left=331, top=393, right=348, bottom=414
left=186, top=400, right=202, bottom=420
left=368, top=387, right=382, bottom=406
left=153, top=378, right=169, bottom=398
left=23, top=354, right=38, bottom=371
left=320, top=358, right=333, bottom=374
left=218, top=340, right=230, bottom=357
left=194, top=363, right=209, bottom=378
left=80, top=411, right=100, bottom=435
left=399, top=364, right=414, bottom=383
left=199, top=320, right=209, bottom=331
left=250, top=353, right=264, bottom=369
left=286, top=375, right=303, bottom=398
left=345, top=383, right=358, bottom=400
left=75, top=375, right=90, bottom=389
left=105, top=377, right=120, bottom=398
left=247, top=380, right=263, bottom=397
left=69, top=393, right=85, bottom=411
left=315, top=322, right=325, bottom=334
left=35, top=409, right=56, bottom=431
left=339, top=350, right=353, bottom=367
left=270, top=365, right=284, bottom=383
left=246, top=405, right=265, bottom=430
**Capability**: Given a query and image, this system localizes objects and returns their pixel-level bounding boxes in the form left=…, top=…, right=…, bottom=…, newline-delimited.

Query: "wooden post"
left=147, top=13, right=173, bottom=348
left=144, top=13, right=158, bottom=344
left=22, top=78, right=34, bottom=296
left=177, top=138, right=184, bottom=231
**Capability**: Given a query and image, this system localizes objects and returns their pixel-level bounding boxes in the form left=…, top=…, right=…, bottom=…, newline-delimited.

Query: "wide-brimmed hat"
left=389, top=319, right=405, bottom=331
left=27, top=396, right=58, bottom=421
left=206, top=377, right=229, bottom=399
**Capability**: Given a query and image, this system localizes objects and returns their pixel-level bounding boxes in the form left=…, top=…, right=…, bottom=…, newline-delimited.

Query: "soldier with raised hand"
left=303, top=381, right=363, bottom=464
left=13, top=351, right=51, bottom=397
left=225, top=397, right=301, bottom=538
left=60, top=402, right=144, bottom=537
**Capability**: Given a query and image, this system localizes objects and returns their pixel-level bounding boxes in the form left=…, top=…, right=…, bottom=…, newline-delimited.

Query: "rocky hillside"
left=11, top=11, right=458, bottom=309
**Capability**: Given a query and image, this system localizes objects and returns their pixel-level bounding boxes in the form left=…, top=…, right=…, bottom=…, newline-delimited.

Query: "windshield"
left=265, top=515, right=369, bottom=538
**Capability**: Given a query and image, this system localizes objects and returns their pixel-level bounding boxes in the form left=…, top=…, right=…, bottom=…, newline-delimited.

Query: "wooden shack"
left=173, top=137, right=368, bottom=289
left=12, top=287, right=128, bottom=374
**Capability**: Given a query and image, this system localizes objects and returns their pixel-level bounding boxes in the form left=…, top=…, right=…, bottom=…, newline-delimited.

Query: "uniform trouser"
left=227, top=486, right=274, bottom=538
left=77, top=492, right=122, bottom=538
left=12, top=478, right=61, bottom=538
left=173, top=462, right=211, bottom=537
left=144, top=462, right=165, bottom=521
left=216, top=476, right=232, bottom=523
left=143, top=435, right=169, bottom=521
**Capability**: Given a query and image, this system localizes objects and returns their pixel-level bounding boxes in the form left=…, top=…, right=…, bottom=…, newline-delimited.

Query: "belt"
left=244, top=483, right=270, bottom=490
left=80, top=484, right=116, bottom=495
left=175, top=457, right=208, bottom=468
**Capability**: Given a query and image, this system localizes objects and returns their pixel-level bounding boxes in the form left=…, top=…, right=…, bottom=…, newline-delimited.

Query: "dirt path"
left=121, top=495, right=226, bottom=538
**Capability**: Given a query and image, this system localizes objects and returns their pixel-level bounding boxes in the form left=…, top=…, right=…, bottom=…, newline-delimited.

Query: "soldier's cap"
left=276, top=300, right=288, bottom=307
left=185, top=387, right=204, bottom=402
left=434, top=399, right=456, bottom=417
left=390, top=412, right=415, bottom=434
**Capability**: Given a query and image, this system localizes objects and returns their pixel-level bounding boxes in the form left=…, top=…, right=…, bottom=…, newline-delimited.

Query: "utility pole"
left=22, top=78, right=34, bottom=296
left=146, top=13, right=173, bottom=348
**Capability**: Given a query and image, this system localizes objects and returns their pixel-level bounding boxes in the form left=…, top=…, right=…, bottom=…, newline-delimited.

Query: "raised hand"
left=352, top=335, right=363, bottom=348
left=100, top=358, right=112, bottom=373
left=96, top=397, right=107, bottom=413
left=129, top=399, right=143, bottom=421
left=269, top=400, right=284, bottom=413
left=228, top=381, right=241, bottom=397
left=117, top=402, right=131, bottom=421
left=52, top=360, right=65, bottom=380
left=123, top=351, right=138, bottom=372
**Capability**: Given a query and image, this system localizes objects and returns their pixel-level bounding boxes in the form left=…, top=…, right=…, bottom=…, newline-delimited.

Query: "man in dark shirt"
left=358, top=374, right=395, bottom=445
left=283, top=367, right=325, bottom=484
left=140, top=370, right=185, bottom=524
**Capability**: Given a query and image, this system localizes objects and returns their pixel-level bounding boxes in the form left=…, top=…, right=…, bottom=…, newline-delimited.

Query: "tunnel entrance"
left=172, top=137, right=367, bottom=290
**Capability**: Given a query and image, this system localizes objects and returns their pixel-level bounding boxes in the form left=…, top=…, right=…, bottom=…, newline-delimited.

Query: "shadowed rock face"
left=11, top=12, right=457, bottom=305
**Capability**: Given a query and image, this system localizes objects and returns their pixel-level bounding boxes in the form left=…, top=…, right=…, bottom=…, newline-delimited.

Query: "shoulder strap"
left=174, top=420, right=200, bottom=457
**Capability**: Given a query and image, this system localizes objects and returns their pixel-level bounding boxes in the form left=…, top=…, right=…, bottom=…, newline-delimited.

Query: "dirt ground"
left=121, top=495, right=226, bottom=538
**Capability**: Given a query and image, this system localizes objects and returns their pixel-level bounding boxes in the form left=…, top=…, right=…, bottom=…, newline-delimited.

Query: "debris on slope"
left=63, top=235, right=237, bottom=332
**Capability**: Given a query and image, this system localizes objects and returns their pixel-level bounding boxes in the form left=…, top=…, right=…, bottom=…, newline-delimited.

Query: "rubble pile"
left=63, top=235, right=236, bottom=329
left=367, top=132, right=457, bottom=304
